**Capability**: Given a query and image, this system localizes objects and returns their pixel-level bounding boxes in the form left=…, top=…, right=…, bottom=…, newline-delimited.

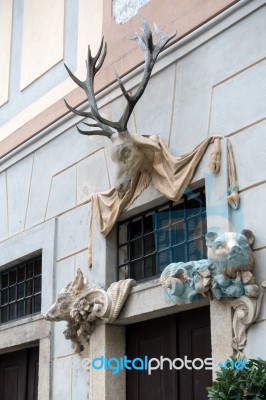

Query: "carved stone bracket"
left=161, top=231, right=258, bottom=302
left=230, top=281, right=266, bottom=352
left=44, top=269, right=135, bottom=352
left=160, top=230, right=266, bottom=352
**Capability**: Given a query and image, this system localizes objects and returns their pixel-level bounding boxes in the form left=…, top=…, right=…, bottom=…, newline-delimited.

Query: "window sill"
left=0, top=312, right=44, bottom=332
left=131, top=276, right=161, bottom=293
left=116, top=277, right=210, bottom=325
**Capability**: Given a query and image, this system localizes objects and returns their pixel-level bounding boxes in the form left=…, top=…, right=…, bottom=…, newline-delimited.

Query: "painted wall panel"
left=237, top=184, right=266, bottom=250
left=52, top=357, right=72, bottom=400
left=0, top=0, right=13, bottom=107
left=245, top=322, right=266, bottom=359
left=25, top=129, right=101, bottom=229
left=77, top=149, right=110, bottom=204
left=20, top=0, right=65, bottom=89
left=53, top=256, right=75, bottom=358
left=56, top=204, right=90, bottom=261
left=254, top=249, right=266, bottom=320
left=210, top=60, right=266, bottom=135
left=229, top=121, right=266, bottom=190
left=46, top=166, right=77, bottom=219
left=77, top=0, right=103, bottom=72
left=6, top=155, right=33, bottom=236
left=0, top=173, right=8, bottom=241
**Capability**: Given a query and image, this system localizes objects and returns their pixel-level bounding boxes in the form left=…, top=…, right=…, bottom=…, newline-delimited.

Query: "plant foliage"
left=207, top=357, right=266, bottom=400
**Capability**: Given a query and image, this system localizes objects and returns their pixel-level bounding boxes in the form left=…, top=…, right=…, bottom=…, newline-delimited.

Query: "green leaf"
left=208, top=356, right=266, bottom=400
left=219, top=392, right=227, bottom=399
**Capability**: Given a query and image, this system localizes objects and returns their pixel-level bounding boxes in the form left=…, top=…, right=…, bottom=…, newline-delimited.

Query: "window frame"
left=117, top=186, right=207, bottom=282
left=0, top=255, right=42, bottom=325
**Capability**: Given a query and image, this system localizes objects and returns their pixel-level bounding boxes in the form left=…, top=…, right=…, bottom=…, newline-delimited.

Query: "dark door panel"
left=27, top=347, right=39, bottom=400
left=178, top=307, right=212, bottom=400
left=0, top=347, right=39, bottom=400
left=0, top=349, right=27, bottom=400
left=126, top=307, right=212, bottom=400
left=127, top=315, right=177, bottom=400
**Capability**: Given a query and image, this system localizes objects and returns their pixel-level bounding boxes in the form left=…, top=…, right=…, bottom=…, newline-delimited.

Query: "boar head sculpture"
left=43, top=269, right=100, bottom=351
left=64, top=19, right=176, bottom=194
left=44, top=268, right=99, bottom=323
left=44, top=269, right=135, bottom=351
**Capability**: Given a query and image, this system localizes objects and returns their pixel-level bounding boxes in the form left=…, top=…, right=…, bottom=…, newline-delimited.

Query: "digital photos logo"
left=81, top=356, right=251, bottom=375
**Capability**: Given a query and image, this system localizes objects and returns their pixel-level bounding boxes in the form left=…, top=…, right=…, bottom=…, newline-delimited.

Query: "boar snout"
left=43, top=304, right=62, bottom=322
left=43, top=311, right=58, bottom=322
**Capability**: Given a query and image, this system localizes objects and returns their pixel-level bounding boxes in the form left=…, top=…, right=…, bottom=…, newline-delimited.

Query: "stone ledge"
left=116, top=278, right=210, bottom=325
left=0, top=312, right=44, bottom=332
left=0, top=315, right=50, bottom=351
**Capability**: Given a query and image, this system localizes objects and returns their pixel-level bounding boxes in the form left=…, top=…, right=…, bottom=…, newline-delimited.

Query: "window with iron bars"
left=0, top=256, right=42, bottom=324
left=117, top=187, right=207, bottom=281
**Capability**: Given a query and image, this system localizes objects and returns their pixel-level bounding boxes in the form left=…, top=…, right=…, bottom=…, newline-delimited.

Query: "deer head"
left=65, top=19, right=176, bottom=193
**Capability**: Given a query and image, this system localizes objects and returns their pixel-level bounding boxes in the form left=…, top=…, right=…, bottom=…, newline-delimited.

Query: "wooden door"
left=178, top=307, right=212, bottom=399
left=126, top=307, right=212, bottom=400
left=127, top=314, right=177, bottom=400
left=0, top=347, right=39, bottom=400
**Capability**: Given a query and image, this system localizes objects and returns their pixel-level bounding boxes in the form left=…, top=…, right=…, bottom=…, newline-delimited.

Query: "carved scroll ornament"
left=44, top=269, right=135, bottom=352
left=230, top=281, right=266, bottom=352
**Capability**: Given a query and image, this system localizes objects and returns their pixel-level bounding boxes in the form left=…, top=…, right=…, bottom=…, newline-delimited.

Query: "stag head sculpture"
left=65, top=19, right=176, bottom=193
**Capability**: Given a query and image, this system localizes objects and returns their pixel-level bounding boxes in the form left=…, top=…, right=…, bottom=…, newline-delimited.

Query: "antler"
left=116, top=18, right=176, bottom=131
left=64, top=38, right=118, bottom=138
left=65, top=19, right=176, bottom=137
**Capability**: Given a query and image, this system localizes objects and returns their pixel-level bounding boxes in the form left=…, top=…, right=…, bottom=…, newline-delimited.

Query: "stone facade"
left=1, top=1, right=266, bottom=399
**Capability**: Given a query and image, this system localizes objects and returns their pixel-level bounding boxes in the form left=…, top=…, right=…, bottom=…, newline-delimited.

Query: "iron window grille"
left=0, top=256, right=42, bottom=324
left=117, top=187, right=206, bottom=281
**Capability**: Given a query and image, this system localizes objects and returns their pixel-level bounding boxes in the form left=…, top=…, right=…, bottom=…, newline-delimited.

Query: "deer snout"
left=114, top=175, right=132, bottom=194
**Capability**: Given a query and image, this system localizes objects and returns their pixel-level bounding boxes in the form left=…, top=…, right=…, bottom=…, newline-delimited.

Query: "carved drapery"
left=88, top=135, right=222, bottom=266
left=87, top=137, right=240, bottom=267
left=227, top=140, right=240, bottom=209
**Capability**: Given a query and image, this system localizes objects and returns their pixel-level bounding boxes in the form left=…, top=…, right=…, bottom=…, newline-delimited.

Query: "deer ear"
left=131, top=134, right=161, bottom=152
left=205, top=232, right=218, bottom=248
left=241, top=229, right=255, bottom=247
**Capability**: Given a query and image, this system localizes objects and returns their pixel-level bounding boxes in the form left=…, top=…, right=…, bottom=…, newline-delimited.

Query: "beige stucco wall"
left=0, top=0, right=103, bottom=142
left=0, top=0, right=237, bottom=155
left=20, top=0, right=65, bottom=90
